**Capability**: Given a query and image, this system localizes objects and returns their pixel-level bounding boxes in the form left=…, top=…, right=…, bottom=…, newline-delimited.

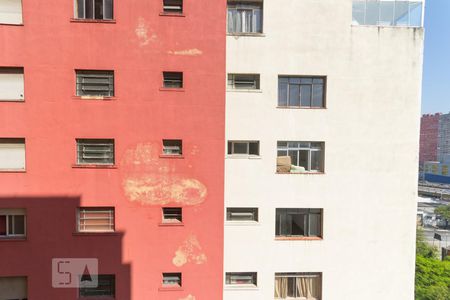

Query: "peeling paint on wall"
left=179, top=295, right=196, bottom=300
left=121, top=143, right=207, bottom=206
left=135, top=18, right=157, bottom=46
left=168, top=48, right=203, bottom=56
left=172, top=234, right=207, bottom=267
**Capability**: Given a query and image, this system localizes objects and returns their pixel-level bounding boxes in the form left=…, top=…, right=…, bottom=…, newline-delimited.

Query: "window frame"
left=76, top=139, right=115, bottom=166
left=162, top=273, right=182, bottom=287
left=162, top=0, right=183, bottom=14
left=227, top=140, right=260, bottom=157
left=0, top=0, right=23, bottom=25
left=0, top=209, right=26, bottom=238
left=162, top=139, right=183, bottom=156
left=75, top=70, right=115, bottom=98
left=0, top=138, right=26, bottom=171
left=227, top=1, right=263, bottom=34
left=227, top=73, right=260, bottom=90
left=79, top=274, right=115, bottom=297
left=162, top=72, right=183, bottom=89
left=226, top=207, right=259, bottom=222
left=74, top=0, right=114, bottom=20
left=0, top=67, right=25, bottom=101
left=162, top=207, right=183, bottom=224
left=278, top=76, right=326, bottom=109
left=274, top=272, right=322, bottom=299
left=225, top=272, right=257, bottom=287
left=277, top=141, right=324, bottom=173
left=77, top=207, right=115, bottom=233
left=275, top=208, right=323, bottom=238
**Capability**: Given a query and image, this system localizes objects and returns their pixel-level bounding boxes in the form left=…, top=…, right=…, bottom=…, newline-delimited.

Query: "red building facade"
left=0, top=1, right=225, bottom=299
left=420, top=113, right=441, bottom=165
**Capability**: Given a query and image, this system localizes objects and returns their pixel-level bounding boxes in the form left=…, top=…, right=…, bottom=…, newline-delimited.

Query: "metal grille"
left=76, top=70, right=114, bottom=97
left=163, top=72, right=183, bottom=88
left=76, top=139, right=114, bottom=165
left=162, top=208, right=182, bottom=223
left=79, top=274, right=115, bottom=297
left=163, top=0, right=183, bottom=13
left=228, top=74, right=260, bottom=89
left=78, top=208, right=114, bottom=232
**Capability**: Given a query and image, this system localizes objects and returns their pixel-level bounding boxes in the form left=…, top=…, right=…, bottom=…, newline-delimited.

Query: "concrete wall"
left=224, top=0, right=424, bottom=299
left=0, top=0, right=226, bottom=299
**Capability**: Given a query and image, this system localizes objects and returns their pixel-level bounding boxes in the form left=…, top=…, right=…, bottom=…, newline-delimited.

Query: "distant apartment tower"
left=420, top=113, right=441, bottom=165
left=224, top=1, right=424, bottom=300
left=0, top=1, right=225, bottom=299
left=438, top=113, right=450, bottom=162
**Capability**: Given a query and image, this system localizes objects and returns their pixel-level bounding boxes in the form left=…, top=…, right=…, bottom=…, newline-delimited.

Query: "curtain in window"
left=297, top=276, right=321, bottom=300
left=274, top=277, right=288, bottom=298
left=227, top=6, right=261, bottom=33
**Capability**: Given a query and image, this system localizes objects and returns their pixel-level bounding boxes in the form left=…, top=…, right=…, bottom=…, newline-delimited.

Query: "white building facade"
left=224, top=1, right=425, bottom=299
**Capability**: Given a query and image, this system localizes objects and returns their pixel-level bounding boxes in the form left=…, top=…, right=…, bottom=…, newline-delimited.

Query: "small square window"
left=163, top=0, right=183, bottom=13
left=228, top=74, right=260, bottom=90
left=78, top=207, right=115, bottom=232
left=162, top=273, right=182, bottom=287
left=75, top=0, right=114, bottom=20
left=76, top=139, right=115, bottom=165
left=79, top=274, right=115, bottom=297
left=162, top=208, right=182, bottom=223
left=0, top=138, right=25, bottom=171
left=163, top=72, right=183, bottom=88
left=0, top=67, right=24, bottom=101
left=162, top=140, right=182, bottom=156
left=0, top=208, right=26, bottom=238
left=76, top=70, right=114, bottom=97
left=226, top=208, right=258, bottom=222
left=225, top=272, right=257, bottom=287
left=227, top=141, right=259, bottom=156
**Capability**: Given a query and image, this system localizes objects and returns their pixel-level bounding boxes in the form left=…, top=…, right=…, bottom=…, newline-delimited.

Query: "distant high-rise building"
left=420, top=113, right=441, bottom=165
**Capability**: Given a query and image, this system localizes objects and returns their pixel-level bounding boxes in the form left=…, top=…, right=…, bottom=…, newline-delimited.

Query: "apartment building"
left=0, top=1, right=225, bottom=299
left=224, top=1, right=424, bottom=299
left=420, top=113, right=440, bottom=165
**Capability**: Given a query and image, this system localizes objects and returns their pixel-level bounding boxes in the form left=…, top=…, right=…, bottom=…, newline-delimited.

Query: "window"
left=163, top=72, right=183, bottom=88
left=76, top=70, right=114, bottom=97
left=227, top=141, right=259, bottom=156
left=162, top=207, right=182, bottom=223
left=79, top=274, right=115, bottom=297
left=0, top=138, right=25, bottom=171
left=275, top=209, right=322, bottom=238
left=0, top=209, right=26, bottom=238
left=78, top=207, right=114, bottom=232
left=277, top=141, right=324, bottom=173
left=76, top=139, right=115, bottom=165
left=0, top=276, right=27, bottom=300
left=278, top=76, right=325, bottom=108
left=75, top=0, right=114, bottom=20
left=162, top=139, right=182, bottom=156
left=163, top=0, right=183, bottom=13
left=0, top=0, right=23, bottom=25
left=228, top=74, right=260, bottom=90
left=162, top=273, right=182, bottom=287
left=275, top=273, right=322, bottom=299
left=0, top=67, right=24, bottom=101
left=352, top=0, right=423, bottom=27
left=227, top=1, right=262, bottom=34
left=225, top=272, right=257, bottom=287
left=226, top=208, right=258, bottom=222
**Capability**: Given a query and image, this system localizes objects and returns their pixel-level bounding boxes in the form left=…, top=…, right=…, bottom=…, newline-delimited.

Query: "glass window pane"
left=300, top=85, right=312, bottom=107
left=233, top=142, right=248, bottom=154
left=275, top=210, right=281, bottom=235
left=13, top=215, right=25, bottom=235
left=249, top=142, right=259, bottom=155
left=281, top=212, right=290, bottom=235
left=291, top=213, right=306, bottom=236
left=365, top=1, right=379, bottom=25
left=379, top=1, right=394, bottom=26
left=312, top=84, right=324, bottom=107
left=104, top=0, right=113, bottom=19
left=289, top=77, right=301, bottom=84
left=394, top=1, right=410, bottom=26
left=409, top=2, right=423, bottom=27
left=299, top=150, right=308, bottom=169
left=278, top=80, right=288, bottom=106
left=300, top=78, right=313, bottom=84
left=0, top=216, right=6, bottom=235
left=311, top=151, right=323, bottom=172
left=254, top=8, right=262, bottom=33
left=85, top=0, right=94, bottom=19
left=309, top=213, right=321, bottom=236
left=76, top=0, right=85, bottom=18
left=288, top=84, right=300, bottom=106
left=95, top=0, right=103, bottom=19
left=288, top=150, right=298, bottom=167
left=352, top=1, right=365, bottom=25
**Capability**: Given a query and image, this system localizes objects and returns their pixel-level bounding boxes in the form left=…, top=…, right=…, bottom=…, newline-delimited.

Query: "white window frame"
left=227, top=140, right=260, bottom=157
left=74, top=0, right=114, bottom=20
left=227, top=1, right=263, bottom=34
left=225, top=272, right=257, bottom=288
left=226, top=207, right=258, bottom=223
left=0, top=209, right=26, bottom=238
left=277, top=141, right=324, bottom=173
left=77, top=207, right=115, bottom=233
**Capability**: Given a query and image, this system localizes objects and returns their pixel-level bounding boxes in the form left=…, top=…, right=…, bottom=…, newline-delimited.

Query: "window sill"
left=72, top=164, right=117, bottom=169
left=0, top=169, right=26, bottom=173
left=73, top=232, right=119, bottom=236
left=226, top=155, right=261, bottom=159
left=79, top=297, right=115, bottom=300
left=276, top=106, right=326, bottom=110
left=158, top=222, right=184, bottom=227
left=275, top=236, right=323, bottom=241
left=227, top=33, right=265, bottom=37
left=351, top=24, right=422, bottom=29
left=227, top=89, right=262, bottom=93
left=225, top=221, right=259, bottom=226
left=159, top=154, right=184, bottom=159
left=159, top=12, right=186, bottom=17
left=159, top=87, right=185, bottom=92
left=158, top=286, right=184, bottom=291
left=224, top=284, right=258, bottom=290
left=72, top=95, right=116, bottom=101
left=0, top=237, right=27, bottom=241
left=0, top=99, right=25, bottom=102
left=0, top=23, right=24, bottom=26
left=70, top=18, right=116, bottom=24
left=276, top=171, right=325, bottom=175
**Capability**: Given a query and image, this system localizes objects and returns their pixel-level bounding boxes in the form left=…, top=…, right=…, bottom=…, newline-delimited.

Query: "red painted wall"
left=0, top=0, right=225, bottom=299
left=420, top=114, right=440, bottom=165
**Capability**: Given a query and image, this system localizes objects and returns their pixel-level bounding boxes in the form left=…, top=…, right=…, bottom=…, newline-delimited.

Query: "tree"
left=415, top=228, right=450, bottom=300
left=435, top=205, right=450, bottom=221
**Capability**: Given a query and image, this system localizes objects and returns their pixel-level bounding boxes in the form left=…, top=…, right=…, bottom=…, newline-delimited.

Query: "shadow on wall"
left=0, top=196, right=131, bottom=300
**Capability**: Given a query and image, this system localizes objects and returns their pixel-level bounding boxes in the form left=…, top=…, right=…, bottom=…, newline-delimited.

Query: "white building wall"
left=224, top=1, right=424, bottom=300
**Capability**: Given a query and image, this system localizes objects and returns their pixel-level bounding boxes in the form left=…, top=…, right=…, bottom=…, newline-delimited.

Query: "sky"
left=421, top=0, right=450, bottom=114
